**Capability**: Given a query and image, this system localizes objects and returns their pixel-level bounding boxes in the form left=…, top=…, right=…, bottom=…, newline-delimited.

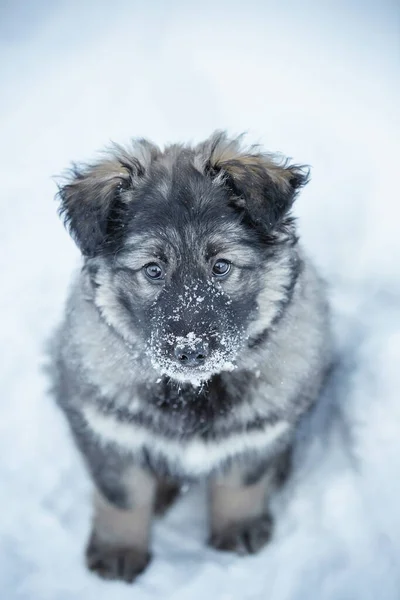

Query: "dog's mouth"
left=158, top=359, right=237, bottom=386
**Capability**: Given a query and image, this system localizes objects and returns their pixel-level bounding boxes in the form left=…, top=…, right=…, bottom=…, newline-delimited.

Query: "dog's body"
left=51, top=133, right=331, bottom=582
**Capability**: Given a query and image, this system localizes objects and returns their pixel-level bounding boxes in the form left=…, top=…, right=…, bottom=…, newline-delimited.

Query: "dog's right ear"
left=57, top=141, right=158, bottom=256
left=198, top=132, right=309, bottom=233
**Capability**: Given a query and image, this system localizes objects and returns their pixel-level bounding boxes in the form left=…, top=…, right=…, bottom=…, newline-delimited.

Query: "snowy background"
left=0, top=1, right=399, bottom=598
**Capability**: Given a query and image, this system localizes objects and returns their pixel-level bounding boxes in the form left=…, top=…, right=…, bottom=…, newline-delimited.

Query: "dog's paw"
left=86, top=536, right=151, bottom=583
left=209, top=513, right=273, bottom=555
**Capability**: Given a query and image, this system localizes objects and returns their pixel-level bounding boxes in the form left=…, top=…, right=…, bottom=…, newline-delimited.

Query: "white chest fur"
left=82, top=404, right=290, bottom=476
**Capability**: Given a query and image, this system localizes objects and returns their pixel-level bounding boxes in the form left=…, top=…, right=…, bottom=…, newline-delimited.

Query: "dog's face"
left=58, top=133, right=308, bottom=384
left=91, top=164, right=264, bottom=384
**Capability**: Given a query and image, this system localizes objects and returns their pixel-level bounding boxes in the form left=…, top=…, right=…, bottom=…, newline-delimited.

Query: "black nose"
left=174, top=343, right=208, bottom=367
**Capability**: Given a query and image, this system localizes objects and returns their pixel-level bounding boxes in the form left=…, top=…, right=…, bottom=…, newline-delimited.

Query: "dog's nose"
left=174, top=343, right=208, bottom=367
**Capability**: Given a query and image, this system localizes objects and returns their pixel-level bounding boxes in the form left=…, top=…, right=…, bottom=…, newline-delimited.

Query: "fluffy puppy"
left=51, top=132, right=331, bottom=583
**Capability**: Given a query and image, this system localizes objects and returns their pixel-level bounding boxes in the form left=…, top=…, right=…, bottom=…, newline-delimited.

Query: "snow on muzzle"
left=145, top=281, right=244, bottom=383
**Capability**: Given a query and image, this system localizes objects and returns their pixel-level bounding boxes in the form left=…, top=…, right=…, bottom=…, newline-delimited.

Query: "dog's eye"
left=143, top=262, right=164, bottom=281
left=212, top=259, right=231, bottom=278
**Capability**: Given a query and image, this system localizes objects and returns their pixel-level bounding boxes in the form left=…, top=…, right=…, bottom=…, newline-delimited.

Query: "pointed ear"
left=201, top=132, right=309, bottom=231
left=57, top=140, right=159, bottom=256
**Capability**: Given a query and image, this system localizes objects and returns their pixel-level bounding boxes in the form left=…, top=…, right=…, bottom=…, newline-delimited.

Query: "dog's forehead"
left=141, top=156, right=220, bottom=208
left=124, top=219, right=250, bottom=265
left=124, top=159, right=250, bottom=254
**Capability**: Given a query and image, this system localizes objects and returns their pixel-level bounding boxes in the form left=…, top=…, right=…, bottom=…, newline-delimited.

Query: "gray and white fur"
left=50, top=132, right=332, bottom=583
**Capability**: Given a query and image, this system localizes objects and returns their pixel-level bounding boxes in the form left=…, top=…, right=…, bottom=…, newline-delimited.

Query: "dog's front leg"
left=86, top=465, right=156, bottom=583
left=208, top=450, right=291, bottom=555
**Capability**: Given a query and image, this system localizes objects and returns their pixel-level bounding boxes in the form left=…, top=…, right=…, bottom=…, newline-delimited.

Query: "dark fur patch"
left=270, top=254, right=304, bottom=328
left=64, top=408, right=131, bottom=509
left=89, top=372, right=281, bottom=444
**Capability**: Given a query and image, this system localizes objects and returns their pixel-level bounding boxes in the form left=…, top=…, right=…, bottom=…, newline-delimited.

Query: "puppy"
left=51, top=132, right=331, bottom=583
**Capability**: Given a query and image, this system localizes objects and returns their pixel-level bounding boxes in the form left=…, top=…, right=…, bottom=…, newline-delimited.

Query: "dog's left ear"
left=202, top=133, right=309, bottom=231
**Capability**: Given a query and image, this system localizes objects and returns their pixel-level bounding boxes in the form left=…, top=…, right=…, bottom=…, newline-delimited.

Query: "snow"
left=0, top=1, right=399, bottom=598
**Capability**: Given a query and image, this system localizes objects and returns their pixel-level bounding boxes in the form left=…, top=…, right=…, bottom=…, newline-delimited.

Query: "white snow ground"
left=0, top=1, right=399, bottom=598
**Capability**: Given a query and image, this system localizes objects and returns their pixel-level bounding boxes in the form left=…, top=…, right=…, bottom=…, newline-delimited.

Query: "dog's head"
left=58, top=132, right=308, bottom=385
